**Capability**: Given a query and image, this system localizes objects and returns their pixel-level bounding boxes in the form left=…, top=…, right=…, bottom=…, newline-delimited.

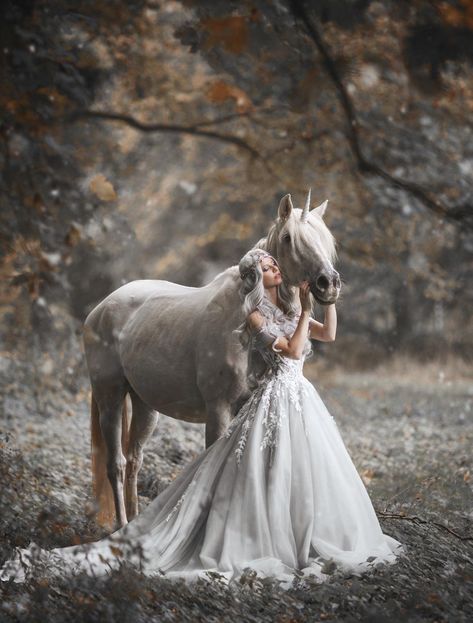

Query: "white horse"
left=83, top=192, right=340, bottom=530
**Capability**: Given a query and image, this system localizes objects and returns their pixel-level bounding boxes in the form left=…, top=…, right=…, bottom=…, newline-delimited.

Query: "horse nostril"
left=316, top=274, right=330, bottom=291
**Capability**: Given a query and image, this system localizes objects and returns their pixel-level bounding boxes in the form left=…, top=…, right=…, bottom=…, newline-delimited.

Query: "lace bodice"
left=249, top=296, right=312, bottom=381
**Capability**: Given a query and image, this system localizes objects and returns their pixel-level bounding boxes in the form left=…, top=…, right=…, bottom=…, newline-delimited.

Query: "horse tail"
left=90, top=393, right=130, bottom=529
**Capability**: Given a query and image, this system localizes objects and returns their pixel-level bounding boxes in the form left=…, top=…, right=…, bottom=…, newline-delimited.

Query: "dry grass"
left=305, top=353, right=472, bottom=390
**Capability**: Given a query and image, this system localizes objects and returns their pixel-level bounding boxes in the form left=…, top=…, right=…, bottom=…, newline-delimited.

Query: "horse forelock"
left=264, top=210, right=337, bottom=265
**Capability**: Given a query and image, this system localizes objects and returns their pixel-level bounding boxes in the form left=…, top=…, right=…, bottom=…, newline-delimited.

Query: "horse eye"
left=282, top=234, right=291, bottom=243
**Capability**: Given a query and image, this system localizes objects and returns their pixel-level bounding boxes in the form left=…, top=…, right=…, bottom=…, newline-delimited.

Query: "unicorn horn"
left=301, top=187, right=311, bottom=223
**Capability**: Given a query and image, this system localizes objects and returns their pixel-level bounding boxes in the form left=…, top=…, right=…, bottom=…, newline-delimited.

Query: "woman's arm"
left=247, top=310, right=311, bottom=360
left=308, top=303, right=337, bottom=342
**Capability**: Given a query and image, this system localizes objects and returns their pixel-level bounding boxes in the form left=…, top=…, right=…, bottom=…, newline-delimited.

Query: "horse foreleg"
left=125, top=390, right=159, bottom=521
left=205, top=399, right=232, bottom=448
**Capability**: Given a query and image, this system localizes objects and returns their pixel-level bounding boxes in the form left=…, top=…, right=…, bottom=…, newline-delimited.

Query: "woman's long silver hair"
left=233, top=248, right=299, bottom=348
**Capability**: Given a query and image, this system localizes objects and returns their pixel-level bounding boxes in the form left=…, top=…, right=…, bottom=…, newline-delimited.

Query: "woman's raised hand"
left=299, top=281, right=311, bottom=312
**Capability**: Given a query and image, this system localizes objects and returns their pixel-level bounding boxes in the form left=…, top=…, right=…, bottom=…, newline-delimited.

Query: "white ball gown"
left=0, top=296, right=404, bottom=589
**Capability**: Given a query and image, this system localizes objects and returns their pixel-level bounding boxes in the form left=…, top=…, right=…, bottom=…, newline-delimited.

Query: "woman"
left=0, top=248, right=403, bottom=589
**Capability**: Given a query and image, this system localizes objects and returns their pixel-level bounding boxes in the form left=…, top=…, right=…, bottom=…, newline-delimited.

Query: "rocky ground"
left=0, top=348, right=472, bottom=622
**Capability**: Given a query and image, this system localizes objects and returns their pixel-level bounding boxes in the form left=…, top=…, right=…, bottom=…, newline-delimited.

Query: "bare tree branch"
left=288, top=0, right=472, bottom=231
left=66, top=109, right=301, bottom=185
left=68, top=110, right=263, bottom=159
left=191, top=103, right=297, bottom=130
left=376, top=509, right=473, bottom=542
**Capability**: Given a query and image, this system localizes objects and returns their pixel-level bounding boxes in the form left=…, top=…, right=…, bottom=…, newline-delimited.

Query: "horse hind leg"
left=125, top=389, right=159, bottom=521
left=92, top=384, right=130, bottom=530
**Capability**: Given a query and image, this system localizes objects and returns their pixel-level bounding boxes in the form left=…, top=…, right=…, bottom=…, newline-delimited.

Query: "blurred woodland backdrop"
left=1, top=0, right=472, bottom=373
left=1, top=1, right=473, bottom=621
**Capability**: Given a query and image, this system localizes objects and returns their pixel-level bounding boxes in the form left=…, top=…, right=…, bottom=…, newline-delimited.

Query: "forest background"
left=0, top=1, right=472, bottom=621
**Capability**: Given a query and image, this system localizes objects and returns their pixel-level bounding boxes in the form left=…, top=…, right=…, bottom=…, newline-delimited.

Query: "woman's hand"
left=299, top=281, right=311, bottom=312
left=270, top=282, right=312, bottom=360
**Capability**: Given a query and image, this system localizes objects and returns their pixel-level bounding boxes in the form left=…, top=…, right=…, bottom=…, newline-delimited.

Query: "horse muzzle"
left=310, top=270, right=341, bottom=305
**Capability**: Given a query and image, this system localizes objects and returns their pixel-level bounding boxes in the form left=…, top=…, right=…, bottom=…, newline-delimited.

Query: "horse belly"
left=126, top=369, right=205, bottom=423
left=119, top=314, right=205, bottom=421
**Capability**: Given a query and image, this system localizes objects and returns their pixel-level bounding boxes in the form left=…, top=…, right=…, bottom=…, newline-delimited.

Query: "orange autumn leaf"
left=206, top=80, right=253, bottom=113
left=109, top=545, right=124, bottom=557
left=200, top=16, right=249, bottom=54
left=438, top=0, right=473, bottom=29
left=361, top=468, right=375, bottom=484
left=89, top=174, right=117, bottom=201
left=65, top=223, right=82, bottom=247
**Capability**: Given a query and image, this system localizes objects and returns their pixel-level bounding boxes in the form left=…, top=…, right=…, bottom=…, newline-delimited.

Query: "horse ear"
left=278, top=194, right=293, bottom=221
left=311, top=199, right=328, bottom=219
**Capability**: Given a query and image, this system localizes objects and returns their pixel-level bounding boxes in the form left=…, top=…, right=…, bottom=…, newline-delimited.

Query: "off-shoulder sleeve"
left=252, top=326, right=283, bottom=353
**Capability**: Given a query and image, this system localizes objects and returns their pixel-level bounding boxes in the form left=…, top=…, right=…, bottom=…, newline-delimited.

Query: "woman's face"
left=260, top=256, right=282, bottom=289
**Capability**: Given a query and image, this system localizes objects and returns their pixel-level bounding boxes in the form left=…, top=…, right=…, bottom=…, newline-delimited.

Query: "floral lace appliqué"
left=224, top=356, right=310, bottom=468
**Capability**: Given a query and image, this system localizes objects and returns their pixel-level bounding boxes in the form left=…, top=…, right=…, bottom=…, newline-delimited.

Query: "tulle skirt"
left=0, top=367, right=404, bottom=590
